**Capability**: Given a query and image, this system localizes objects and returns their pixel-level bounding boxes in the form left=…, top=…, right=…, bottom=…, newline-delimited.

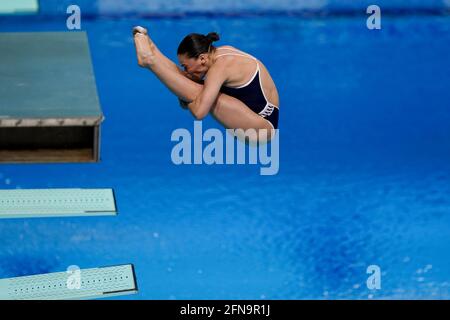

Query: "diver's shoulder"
left=216, top=45, right=248, bottom=53
left=216, top=45, right=235, bottom=50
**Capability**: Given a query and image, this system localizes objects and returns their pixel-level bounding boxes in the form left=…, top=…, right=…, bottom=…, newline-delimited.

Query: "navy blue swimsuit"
left=216, top=49, right=279, bottom=129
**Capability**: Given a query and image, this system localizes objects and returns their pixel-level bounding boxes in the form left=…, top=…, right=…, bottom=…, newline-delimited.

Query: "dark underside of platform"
left=0, top=126, right=99, bottom=163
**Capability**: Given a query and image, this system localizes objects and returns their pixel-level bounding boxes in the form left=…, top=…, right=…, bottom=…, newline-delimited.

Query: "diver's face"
left=178, top=54, right=209, bottom=80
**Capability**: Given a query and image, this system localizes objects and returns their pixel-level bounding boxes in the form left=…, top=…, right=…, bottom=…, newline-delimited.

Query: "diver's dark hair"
left=177, top=32, right=220, bottom=58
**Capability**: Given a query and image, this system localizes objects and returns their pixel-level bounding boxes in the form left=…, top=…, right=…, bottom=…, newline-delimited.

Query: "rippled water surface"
left=0, top=14, right=449, bottom=299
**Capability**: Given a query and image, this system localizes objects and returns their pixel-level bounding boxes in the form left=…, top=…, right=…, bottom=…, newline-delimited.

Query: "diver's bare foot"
left=134, top=29, right=157, bottom=67
left=144, top=39, right=157, bottom=67
left=133, top=25, right=156, bottom=46
left=132, top=26, right=147, bottom=36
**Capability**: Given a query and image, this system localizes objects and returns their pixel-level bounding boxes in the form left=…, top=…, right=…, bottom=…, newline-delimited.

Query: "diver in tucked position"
left=133, top=26, right=279, bottom=142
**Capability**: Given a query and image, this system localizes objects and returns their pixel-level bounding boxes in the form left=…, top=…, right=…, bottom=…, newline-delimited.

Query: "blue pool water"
left=1, top=10, right=450, bottom=299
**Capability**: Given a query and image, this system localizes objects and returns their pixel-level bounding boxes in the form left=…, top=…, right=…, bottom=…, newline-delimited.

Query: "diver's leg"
left=210, top=94, right=274, bottom=142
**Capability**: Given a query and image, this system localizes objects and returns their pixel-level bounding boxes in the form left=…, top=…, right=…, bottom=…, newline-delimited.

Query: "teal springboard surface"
left=0, top=188, right=117, bottom=218
left=0, top=264, right=137, bottom=300
left=0, top=32, right=103, bottom=124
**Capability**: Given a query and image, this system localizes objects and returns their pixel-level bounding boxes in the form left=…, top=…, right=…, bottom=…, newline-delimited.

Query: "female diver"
left=133, top=26, right=279, bottom=142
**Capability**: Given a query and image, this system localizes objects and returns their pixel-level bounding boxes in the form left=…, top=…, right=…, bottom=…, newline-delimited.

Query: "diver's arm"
left=187, top=62, right=228, bottom=119
left=178, top=70, right=203, bottom=109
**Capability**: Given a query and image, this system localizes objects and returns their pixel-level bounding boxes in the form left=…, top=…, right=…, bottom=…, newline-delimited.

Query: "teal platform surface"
left=0, top=31, right=103, bottom=125
left=0, top=0, right=38, bottom=15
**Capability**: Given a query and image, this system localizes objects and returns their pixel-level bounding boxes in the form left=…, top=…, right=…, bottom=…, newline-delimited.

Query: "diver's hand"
left=179, top=99, right=190, bottom=110
left=132, top=26, right=148, bottom=36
